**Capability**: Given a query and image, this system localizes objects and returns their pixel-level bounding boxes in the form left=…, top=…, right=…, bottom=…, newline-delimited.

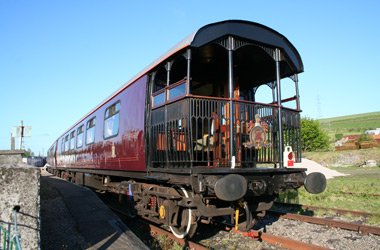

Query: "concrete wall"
left=0, top=150, right=25, bottom=164
left=0, top=164, right=40, bottom=250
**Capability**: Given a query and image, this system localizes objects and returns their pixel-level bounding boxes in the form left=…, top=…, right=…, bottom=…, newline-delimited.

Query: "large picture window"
left=76, top=125, right=84, bottom=148
left=104, top=101, right=120, bottom=139
left=86, top=117, right=96, bottom=145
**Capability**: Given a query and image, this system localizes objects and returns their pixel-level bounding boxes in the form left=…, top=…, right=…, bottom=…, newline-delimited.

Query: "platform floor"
left=40, top=171, right=148, bottom=250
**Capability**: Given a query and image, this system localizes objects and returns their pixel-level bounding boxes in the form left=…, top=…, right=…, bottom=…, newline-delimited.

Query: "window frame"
left=152, top=79, right=187, bottom=109
left=69, top=131, right=76, bottom=150
left=76, top=125, right=84, bottom=148
left=85, top=117, right=96, bottom=145
left=64, top=134, right=70, bottom=152
left=167, top=81, right=186, bottom=101
left=61, top=138, right=65, bottom=153
left=103, top=101, right=121, bottom=140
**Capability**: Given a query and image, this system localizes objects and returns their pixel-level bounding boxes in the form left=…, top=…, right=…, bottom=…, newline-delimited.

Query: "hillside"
left=318, top=111, right=380, bottom=139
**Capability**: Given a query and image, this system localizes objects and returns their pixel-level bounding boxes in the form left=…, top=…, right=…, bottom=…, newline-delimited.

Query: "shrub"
left=335, top=133, right=343, bottom=141
left=358, top=134, right=373, bottom=143
left=301, top=117, right=330, bottom=152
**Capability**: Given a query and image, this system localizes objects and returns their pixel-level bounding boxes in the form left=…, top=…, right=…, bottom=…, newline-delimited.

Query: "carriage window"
left=64, top=134, right=70, bottom=152
left=76, top=125, right=84, bottom=148
left=104, top=101, right=120, bottom=139
left=61, top=138, right=65, bottom=153
left=168, top=82, right=186, bottom=101
left=86, top=117, right=96, bottom=144
left=70, top=131, right=75, bottom=150
left=153, top=92, right=166, bottom=107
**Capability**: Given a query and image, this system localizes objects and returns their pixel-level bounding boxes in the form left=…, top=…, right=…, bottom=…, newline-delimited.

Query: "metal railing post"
left=275, top=48, right=284, bottom=168
left=186, top=49, right=191, bottom=95
left=6, top=222, right=11, bottom=250
left=12, top=206, right=22, bottom=250
left=228, top=36, right=235, bottom=168
left=294, top=74, right=300, bottom=110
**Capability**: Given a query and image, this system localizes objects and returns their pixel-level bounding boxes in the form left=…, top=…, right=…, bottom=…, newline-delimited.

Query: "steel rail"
left=239, top=230, right=329, bottom=250
left=147, top=224, right=208, bottom=250
left=215, top=215, right=330, bottom=249
left=110, top=199, right=331, bottom=249
left=269, top=210, right=380, bottom=236
left=339, top=191, right=380, bottom=197
left=274, top=201, right=380, bottom=217
left=105, top=199, right=207, bottom=250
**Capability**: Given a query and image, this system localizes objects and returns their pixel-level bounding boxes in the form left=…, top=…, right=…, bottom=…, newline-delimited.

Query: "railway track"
left=273, top=201, right=380, bottom=218
left=100, top=192, right=332, bottom=249
left=269, top=210, right=380, bottom=236
left=339, top=191, right=380, bottom=197
left=132, top=213, right=330, bottom=250
left=238, top=230, right=329, bottom=250
left=98, top=192, right=207, bottom=249
left=270, top=202, right=380, bottom=236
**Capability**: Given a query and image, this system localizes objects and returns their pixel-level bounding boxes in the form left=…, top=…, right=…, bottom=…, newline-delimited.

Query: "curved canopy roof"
left=191, top=20, right=304, bottom=72
left=128, top=20, right=303, bottom=92
left=138, top=20, right=304, bottom=83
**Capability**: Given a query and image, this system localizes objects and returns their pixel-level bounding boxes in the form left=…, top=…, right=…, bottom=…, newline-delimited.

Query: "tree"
left=301, top=117, right=329, bottom=152
left=23, top=148, right=35, bottom=157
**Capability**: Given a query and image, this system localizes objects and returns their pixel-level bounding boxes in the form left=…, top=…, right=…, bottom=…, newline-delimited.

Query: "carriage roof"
left=58, top=20, right=303, bottom=139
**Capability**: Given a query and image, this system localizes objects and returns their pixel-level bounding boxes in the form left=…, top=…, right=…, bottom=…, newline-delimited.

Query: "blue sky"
left=1, top=1, right=379, bottom=155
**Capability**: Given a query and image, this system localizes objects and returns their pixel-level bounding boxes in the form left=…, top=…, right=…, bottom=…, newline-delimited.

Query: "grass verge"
left=278, top=166, right=380, bottom=225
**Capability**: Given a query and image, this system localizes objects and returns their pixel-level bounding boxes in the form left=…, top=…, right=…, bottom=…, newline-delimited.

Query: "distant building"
left=335, top=135, right=359, bottom=150
left=365, top=128, right=380, bottom=135
left=335, top=133, right=380, bottom=151
left=344, top=135, right=360, bottom=141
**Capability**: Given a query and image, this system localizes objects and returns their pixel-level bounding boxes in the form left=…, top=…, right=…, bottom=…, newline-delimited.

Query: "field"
left=279, top=167, right=380, bottom=225
left=303, top=147, right=380, bottom=167
left=318, top=111, right=380, bottom=140
left=281, top=111, right=380, bottom=225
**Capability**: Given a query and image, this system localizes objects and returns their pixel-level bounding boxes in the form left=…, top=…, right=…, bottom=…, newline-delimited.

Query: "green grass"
left=150, top=234, right=182, bottom=250
left=279, top=167, right=380, bottom=225
left=317, top=111, right=380, bottom=140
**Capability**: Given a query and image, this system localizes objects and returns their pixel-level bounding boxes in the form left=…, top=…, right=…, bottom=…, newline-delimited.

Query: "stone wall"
left=0, top=164, right=40, bottom=250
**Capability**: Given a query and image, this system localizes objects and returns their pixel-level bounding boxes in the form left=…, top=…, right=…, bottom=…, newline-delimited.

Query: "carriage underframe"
left=50, top=165, right=314, bottom=238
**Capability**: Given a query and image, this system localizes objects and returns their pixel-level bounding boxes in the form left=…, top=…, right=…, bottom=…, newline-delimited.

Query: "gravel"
left=294, top=158, right=348, bottom=179
left=193, top=213, right=380, bottom=250
left=197, top=227, right=282, bottom=250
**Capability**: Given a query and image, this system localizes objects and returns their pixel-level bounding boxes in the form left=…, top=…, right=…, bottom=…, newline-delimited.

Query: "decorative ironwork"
left=243, top=114, right=271, bottom=149
left=234, top=39, right=251, bottom=50
left=216, top=37, right=274, bottom=53
left=149, top=97, right=301, bottom=168
left=288, top=74, right=297, bottom=83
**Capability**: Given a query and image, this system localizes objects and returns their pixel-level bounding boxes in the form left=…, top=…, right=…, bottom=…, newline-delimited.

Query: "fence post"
left=12, top=206, right=22, bottom=250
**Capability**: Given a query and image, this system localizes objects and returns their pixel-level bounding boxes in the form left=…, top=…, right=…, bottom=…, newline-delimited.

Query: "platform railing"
left=0, top=206, right=22, bottom=250
left=150, top=96, right=301, bottom=168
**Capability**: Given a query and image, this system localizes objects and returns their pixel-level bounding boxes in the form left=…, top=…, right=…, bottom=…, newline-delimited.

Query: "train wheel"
left=169, top=187, right=198, bottom=239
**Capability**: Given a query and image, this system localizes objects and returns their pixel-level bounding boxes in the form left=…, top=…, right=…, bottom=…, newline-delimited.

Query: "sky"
left=1, top=1, right=379, bottom=155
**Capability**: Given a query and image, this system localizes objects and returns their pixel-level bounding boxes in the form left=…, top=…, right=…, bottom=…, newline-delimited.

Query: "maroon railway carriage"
left=47, top=20, right=326, bottom=238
